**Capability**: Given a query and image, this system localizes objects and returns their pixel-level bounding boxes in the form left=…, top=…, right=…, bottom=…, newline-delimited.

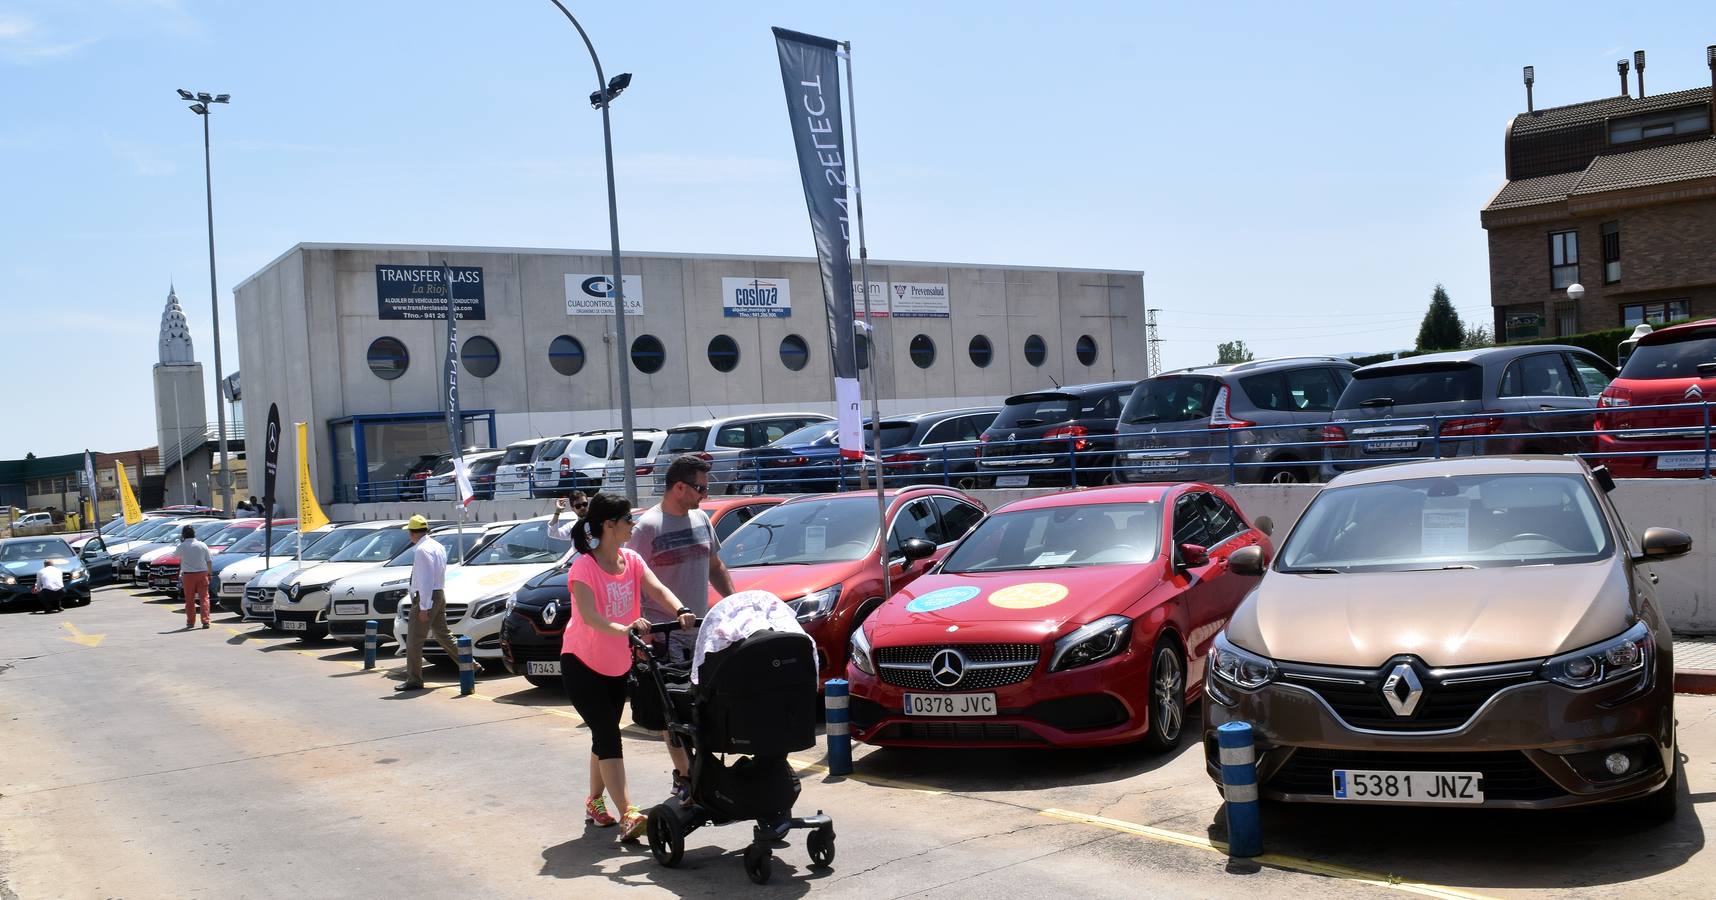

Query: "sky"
left=3, top=0, right=1713, bottom=459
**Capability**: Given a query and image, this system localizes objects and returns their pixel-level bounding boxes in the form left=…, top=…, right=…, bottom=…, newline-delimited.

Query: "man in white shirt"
left=398, top=515, right=460, bottom=692
left=33, top=560, right=65, bottom=614
left=177, top=525, right=214, bottom=629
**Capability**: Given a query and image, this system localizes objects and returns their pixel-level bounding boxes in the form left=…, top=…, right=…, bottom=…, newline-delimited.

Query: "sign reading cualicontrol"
left=723, top=277, right=793, bottom=318
left=375, top=265, right=485, bottom=320
left=565, top=274, right=644, bottom=316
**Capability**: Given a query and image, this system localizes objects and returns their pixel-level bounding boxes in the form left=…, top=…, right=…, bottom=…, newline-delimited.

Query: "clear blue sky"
left=3, top=0, right=1712, bottom=458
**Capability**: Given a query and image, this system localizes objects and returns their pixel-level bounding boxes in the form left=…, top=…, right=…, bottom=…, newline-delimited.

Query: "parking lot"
left=1, top=583, right=1712, bottom=899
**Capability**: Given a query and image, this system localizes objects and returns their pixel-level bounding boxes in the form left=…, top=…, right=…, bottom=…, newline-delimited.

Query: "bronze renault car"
left=1205, top=456, right=1686, bottom=820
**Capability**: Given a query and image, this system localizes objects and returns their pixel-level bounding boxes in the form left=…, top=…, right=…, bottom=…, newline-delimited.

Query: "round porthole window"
left=779, top=334, right=809, bottom=371
left=1075, top=334, right=1099, bottom=367
left=1023, top=334, right=1047, bottom=367
left=707, top=335, right=740, bottom=373
left=631, top=334, right=666, bottom=374
left=462, top=336, right=500, bottom=378
left=366, top=337, right=409, bottom=381
left=909, top=334, right=936, bottom=369
left=968, top=335, right=993, bottom=368
left=548, top=335, right=585, bottom=376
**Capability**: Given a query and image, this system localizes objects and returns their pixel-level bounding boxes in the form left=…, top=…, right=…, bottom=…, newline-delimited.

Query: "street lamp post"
left=177, top=88, right=234, bottom=515
left=544, top=2, right=638, bottom=501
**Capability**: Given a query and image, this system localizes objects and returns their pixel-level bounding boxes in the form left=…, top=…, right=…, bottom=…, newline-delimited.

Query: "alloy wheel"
left=1153, top=646, right=1185, bottom=742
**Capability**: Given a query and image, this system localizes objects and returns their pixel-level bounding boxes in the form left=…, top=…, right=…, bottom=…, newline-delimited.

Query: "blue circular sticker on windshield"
left=906, top=585, right=981, bottom=614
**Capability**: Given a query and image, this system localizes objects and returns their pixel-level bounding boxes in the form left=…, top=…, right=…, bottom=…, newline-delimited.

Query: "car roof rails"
left=1227, top=355, right=1349, bottom=372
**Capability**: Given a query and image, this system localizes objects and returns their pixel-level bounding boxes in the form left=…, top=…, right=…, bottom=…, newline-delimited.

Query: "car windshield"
left=1277, top=473, right=1613, bottom=573
left=941, top=502, right=1162, bottom=573
left=993, top=394, right=1077, bottom=428
left=1619, top=332, right=1716, bottom=380
left=1, top=539, right=74, bottom=562
left=535, top=439, right=570, bottom=461
left=464, top=520, right=571, bottom=566
left=721, top=497, right=880, bottom=566
left=500, top=444, right=537, bottom=465
left=608, top=437, right=657, bottom=460
left=225, top=528, right=276, bottom=554
left=663, top=428, right=708, bottom=453
left=268, top=532, right=304, bottom=555
left=135, top=521, right=183, bottom=541
left=1122, top=376, right=1222, bottom=424
left=863, top=422, right=917, bottom=449
left=1341, top=363, right=1482, bottom=408
left=301, top=527, right=376, bottom=561
left=772, top=422, right=838, bottom=447
left=202, top=525, right=248, bottom=549
left=100, top=519, right=130, bottom=535
left=330, top=529, right=414, bottom=562
left=385, top=529, right=492, bottom=566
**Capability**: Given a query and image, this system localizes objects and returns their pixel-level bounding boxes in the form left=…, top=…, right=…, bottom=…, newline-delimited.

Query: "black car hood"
left=2, top=558, right=69, bottom=578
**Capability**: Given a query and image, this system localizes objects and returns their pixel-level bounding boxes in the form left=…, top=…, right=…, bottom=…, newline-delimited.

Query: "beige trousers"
left=405, top=589, right=461, bottom=685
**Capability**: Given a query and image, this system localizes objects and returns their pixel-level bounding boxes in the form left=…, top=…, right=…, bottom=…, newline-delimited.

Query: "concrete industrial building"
left=233, top=243, right=1147, bottom=504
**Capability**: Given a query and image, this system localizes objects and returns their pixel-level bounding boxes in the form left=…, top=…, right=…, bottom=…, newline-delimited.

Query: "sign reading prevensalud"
left=375, top=265, right=485, bottom=321
left=565, top=274, right=644, bottom=316
left=723, top=277, right=793, bottom=318
left=852, top=281, right=951, bottom=318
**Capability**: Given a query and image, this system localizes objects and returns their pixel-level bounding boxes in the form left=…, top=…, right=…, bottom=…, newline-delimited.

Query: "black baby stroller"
left=629, top=619, right=834, bottom=884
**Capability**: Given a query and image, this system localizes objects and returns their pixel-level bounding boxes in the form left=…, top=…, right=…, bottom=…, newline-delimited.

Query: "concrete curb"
left=1673, top=669, right=1716, bottom=694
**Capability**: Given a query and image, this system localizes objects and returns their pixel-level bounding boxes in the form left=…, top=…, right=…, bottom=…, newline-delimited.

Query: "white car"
left=601, top=429, right=667, bottom=493
left=216, top=527, right=329, bottom=613
left=424, top=449, right=505, bottom=502
left=654, top=413, right=833, bottom=495
left=10, top=512, right=55, bottom=536
left=394, top=516, right=572, bottom=671
left=535, top=429, right=629, bottom=498
left=272, top=521, right=414, bottom=640
left=487, top=437, right=557, bottom=501
left=324, top=523, right=512, bottom=646
left=241, top=523, right=395, bottom=625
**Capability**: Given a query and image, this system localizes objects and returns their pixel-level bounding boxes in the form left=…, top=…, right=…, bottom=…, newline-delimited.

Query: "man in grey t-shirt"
left=627, top=456, right=735, bottom=662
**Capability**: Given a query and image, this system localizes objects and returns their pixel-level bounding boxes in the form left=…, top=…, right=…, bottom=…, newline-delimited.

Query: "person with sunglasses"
left=546, top=490, right=590, bottom=541
left=563, top=492, right=694, bottom=840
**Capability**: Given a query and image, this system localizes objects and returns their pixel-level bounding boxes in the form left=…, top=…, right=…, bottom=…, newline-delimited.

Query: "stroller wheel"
left=807, top=824, right=836, bottom=868
left=743, top=844, right=773, bottom=885
left=646, top=805, right=684, bottom=868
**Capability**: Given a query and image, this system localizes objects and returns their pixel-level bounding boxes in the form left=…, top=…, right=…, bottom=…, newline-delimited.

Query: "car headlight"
left=0, top=573, right=14, bottom=587
left=789, top=585, right=842, bottom=623
left=70, top=568, right=88, bottom=583
left=1049, top=615, right=1133, bottom=672
left=472, top=593, right=511, bottom=620
left=849, top=622, right=876, bottom=676
left=505, top=595, right=517, bottom=615
left=1544, top=621, right=1652, bottom=690
left=1209, top=631, right=1278, bottom=691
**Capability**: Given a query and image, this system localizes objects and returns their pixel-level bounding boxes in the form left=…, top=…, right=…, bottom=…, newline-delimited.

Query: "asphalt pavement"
left=1, top=584, right=1712, bottom=899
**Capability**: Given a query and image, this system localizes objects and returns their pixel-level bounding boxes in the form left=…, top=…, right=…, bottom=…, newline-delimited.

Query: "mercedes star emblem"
left=930, top=648, right=966, bottom=688
left=542, top=601, right=558, bottom=626
left=1381, top=662, right=1424, bottom=716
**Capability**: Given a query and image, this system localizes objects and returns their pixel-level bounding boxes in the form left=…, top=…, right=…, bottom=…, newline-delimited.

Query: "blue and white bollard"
left=1217, top=720, right=1262, bottom=857
left=363, top=619, right=378, bottom=670
left=457, top=635, right=475, bottom=696
left=824, top=678, right=852, bottom=775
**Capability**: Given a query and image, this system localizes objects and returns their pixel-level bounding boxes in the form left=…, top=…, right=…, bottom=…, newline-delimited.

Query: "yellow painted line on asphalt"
left=60, top=621, right=106, bottom=647
left=1039, top=808, right=1497, bottom=900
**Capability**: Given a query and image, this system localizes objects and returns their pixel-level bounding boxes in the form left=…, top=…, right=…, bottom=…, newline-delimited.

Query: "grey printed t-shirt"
left=626, top=505, right=718, bottom=623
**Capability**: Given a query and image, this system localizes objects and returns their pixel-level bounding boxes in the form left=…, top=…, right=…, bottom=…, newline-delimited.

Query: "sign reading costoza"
left=375, top=265, right=485, bottom=320
left=565, top=274, right=644, bottom=316
left=723, top=277, right=792, bottom=318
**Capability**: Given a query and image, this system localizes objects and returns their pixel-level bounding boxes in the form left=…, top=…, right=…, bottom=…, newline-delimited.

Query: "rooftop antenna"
left=1634, top=50, right=1646, bottom=98
left=1523, top=65, right=1535, bottom=112
left=1617, top=58, right=1630, bottom=98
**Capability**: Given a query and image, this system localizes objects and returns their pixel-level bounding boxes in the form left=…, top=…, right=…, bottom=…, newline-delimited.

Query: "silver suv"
left=1115, top=356, right=1356, bottom=484
left=653, top=412, right=833, bottom=495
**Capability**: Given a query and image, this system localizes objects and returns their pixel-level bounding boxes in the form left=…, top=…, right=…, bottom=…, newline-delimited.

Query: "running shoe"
left=584, top=795, right=616, bottom=828
left=619, top=806, right=648, bottom=842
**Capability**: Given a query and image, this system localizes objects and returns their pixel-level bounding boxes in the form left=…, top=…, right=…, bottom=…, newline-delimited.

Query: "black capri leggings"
left=561, top=652, right=629, bottom=760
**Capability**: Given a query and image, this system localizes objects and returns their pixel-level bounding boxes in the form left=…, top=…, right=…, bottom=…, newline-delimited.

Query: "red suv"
left=719, top=487, right=988, bottom=683
left=1597, top=319, right=1716, bottom=477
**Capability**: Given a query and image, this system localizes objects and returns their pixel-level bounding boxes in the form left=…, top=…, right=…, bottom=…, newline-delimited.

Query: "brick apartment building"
left=1482, top=48, right=1716, bottom=342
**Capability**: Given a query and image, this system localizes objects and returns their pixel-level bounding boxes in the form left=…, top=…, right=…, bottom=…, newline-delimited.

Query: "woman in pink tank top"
left=562, top=492, right=693, bottom=841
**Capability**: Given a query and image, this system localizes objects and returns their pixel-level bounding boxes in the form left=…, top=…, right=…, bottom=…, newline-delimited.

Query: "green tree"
left=1460, top=324, right=1494, bottom=350
left=24, top=452, right=35, bottom=460
left=1416, top=284, right=1464, bottom=351
left=1215, top=340, right=1255, bottom=365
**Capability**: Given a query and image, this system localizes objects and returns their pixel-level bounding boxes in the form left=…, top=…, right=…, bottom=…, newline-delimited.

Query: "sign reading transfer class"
left=723, top=277, right=792, bottom=318
left=375, top=265, right=486, bottom=320
left=565, top=274, right=644, bottom=316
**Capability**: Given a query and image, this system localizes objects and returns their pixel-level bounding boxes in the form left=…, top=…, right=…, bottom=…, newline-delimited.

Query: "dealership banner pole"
left=262, top=404, right=280, bottom=568
left=443, top=261, right=467, bottom=551
left=841, top=40, right=890, bottom=604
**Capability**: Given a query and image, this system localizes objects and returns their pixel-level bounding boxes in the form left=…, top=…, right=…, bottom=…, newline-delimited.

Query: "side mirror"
left=1591, top=465, right=1617, bottom=494
left=1638, top=526, right=1692, bottom=561
left=1178, top=543, right=1209, bottom=569
left=1229, top=545, right=1268, bottom=577
left=1253, top=515, right=1274, bottom=537
left=899, top=538, right=937, bottom=564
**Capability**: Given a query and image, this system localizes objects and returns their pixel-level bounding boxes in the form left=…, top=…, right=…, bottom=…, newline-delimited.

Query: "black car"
left=0, top=537, right=92, bottom=609
left=976, top=380, right=1137, bottom=487
left=500, top=560, right=575, bottom=689
left=75, top=537, right=118, bottom=586
left=863, top=406, right=1000, bottom=488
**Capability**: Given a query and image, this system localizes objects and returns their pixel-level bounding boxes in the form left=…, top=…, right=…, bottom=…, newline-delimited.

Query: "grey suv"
left=1116, top=357, right=1356, bottom=484
left=1322, top=345, right=1616, bottom=477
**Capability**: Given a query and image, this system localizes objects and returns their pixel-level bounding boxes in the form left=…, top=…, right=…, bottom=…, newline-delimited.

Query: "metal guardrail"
left=329, top=402, right=1716, bottom=502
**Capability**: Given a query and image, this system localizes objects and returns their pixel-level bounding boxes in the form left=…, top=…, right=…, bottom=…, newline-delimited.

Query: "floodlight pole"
left=180, top=91, right=234, bottom=515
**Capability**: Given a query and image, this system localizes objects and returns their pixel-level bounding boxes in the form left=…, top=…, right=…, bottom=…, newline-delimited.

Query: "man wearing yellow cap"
left=397, top=515, right=460, bottom=692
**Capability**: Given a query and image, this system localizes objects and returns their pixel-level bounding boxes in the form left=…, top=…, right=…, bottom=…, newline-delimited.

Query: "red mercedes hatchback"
left=847, top=483, right=1270, bottom=750
left=1597, top=319, right=1716, bottom=477
left=720, top=486, right=988, bottom=683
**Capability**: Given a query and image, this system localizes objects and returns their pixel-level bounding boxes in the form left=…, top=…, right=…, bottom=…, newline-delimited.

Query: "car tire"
left=1260, top=461, right=1308, bottom=485
left=1141, top=638, right=1187, bottom=753
left=1633, top=740, right=1680, bottom=824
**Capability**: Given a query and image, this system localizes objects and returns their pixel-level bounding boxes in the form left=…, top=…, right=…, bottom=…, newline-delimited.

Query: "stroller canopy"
left=693, top=590, right=810, bottom=683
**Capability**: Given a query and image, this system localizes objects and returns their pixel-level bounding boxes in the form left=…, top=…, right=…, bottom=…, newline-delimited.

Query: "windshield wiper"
left=1357, top=398, right=1394, bottom=408
left=1283, top=566, right=1342, bottom=574
left=1126, top=414, right=1160, bottom=424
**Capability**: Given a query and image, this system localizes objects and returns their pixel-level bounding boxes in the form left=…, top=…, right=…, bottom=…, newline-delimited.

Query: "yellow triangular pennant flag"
left=114, top=461, right=144, bottom=525
left=295, top=422, right=330, bottom=532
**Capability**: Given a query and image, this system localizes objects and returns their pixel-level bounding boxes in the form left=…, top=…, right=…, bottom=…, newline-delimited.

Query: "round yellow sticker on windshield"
left=988, top=582, right=1069, bottom=609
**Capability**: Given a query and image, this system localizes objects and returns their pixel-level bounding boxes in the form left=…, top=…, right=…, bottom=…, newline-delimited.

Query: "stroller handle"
left=627, top=617, right=702, bottom=651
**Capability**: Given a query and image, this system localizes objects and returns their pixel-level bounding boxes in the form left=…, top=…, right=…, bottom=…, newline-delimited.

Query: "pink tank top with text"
left=563, top=548, right=645, bottom=677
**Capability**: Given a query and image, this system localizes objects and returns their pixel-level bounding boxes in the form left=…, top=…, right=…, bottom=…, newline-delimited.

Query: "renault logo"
left=542, top=601, right=559, bottom=626
left=1381, top=663, right=1423, bottom=716
left=930, top=649, right=966, bottom=688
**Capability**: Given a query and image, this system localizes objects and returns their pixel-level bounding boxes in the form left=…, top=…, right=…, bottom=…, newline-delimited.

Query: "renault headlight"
left=0, top=574, right=15, bottom=587
left=849, top=622, right=876, bottom=676
left=1544, top=622, right=1652, bottom=689
left=472, top=593, right=511, bottom=620
left=789, top=585, right=842, bottom=622
left=1049, top=615, right=1133, bottom=672
left=1209, top=632, right=1277, bottom=691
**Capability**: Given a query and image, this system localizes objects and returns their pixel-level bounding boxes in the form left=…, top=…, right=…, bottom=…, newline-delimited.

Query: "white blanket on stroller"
left=692, top=590, right=812, bottom=684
